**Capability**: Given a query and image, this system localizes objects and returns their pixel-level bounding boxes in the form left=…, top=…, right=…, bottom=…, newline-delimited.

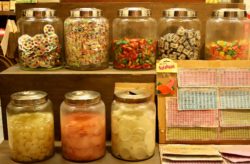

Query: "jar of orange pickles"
left=60, top=90, right=106, bottom=162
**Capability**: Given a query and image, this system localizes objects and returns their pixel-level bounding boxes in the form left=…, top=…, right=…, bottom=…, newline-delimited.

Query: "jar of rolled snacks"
left=7, top=91, right=54, bottom=163
left=158, top=8, right=201, bottom=60
left=60, top=90, right=106, bottom=162
left=205, top=8, right=250, bottom=60
left=111, top=90, right=156, bottom=161
left=64, top=8, right=109, bottom=70
left=17, top=8, right=63, bottom=70
left=112, top=7, right=157, bottom=70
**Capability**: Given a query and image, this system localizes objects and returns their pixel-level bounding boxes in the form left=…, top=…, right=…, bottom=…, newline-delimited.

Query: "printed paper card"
left=219, top=88, right=250, bottom=109
left=178, top=68, right=217, bottom=87
left=219, top=146, right=250, bottom=157
left=178, top=88, right=218, bottom=110
left=162, top=155, right=223, bottom=162
left=160, top=145, right=221, bottom=156
left=166, top=127, right=218, bottom=141
left=222, top=153, right=250, bottom=163
left=220, top=128, right=250, bottom=140
left=220, top=110, right=250, bottom=127
left=218, top=69, right=250, bottom=87
left=166, top=98, right=218, bottom=127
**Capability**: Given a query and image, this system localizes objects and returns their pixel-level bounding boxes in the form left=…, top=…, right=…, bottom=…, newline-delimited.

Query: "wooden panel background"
left=16, top=2, right=245, bottom=59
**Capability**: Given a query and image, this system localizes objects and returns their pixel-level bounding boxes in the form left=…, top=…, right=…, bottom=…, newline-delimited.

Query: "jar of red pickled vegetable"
left=60, top=90, right=106, bottom=162
left=205, top=8, right=250, bottom=60
left=64, top=8, right=109, bottom=70
left=111, top=90, right=156, bottom=161
left=112, top=7, right=157, bottom=70
left=17, top=8, right=63, bottom=70
left=158, top=8, right=201, bottom=60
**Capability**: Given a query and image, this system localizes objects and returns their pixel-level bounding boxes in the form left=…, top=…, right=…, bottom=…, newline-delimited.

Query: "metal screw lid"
left=163, top=8, right=197, bottom=18
left=23, top=8, right=55, bottom=18
left=212, top=8, right=247, bottom=18
left=114, top=90, right=152, bottom=104
left=11, top=91, right=48, bottom=106
left=64, top=90, right=101, bottom=105
left=70, top=8, right=102, bottom=17
left=118, top=7, right=151, bottom=17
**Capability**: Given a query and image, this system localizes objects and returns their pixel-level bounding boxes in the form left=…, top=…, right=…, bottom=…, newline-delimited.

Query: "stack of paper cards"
left=220, top=146, right=250, bottom=163
left=160, top=145, right=223, bottom=163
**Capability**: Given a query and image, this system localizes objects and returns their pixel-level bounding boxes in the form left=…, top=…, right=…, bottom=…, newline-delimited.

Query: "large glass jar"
left=111, top=90, right=156, bottom=161
left=158, top=8, right=201, bottom=60
left=60, top=90, right=106, bottom=162
left=205, top=8, right=250, bottom=60
left=64, top=8, right=109, bottom=70
left=17, top=8, right=63, bottom=70
left=7, top=91, right=54, bottom=163
left=112, top=7, right=157, bottom=70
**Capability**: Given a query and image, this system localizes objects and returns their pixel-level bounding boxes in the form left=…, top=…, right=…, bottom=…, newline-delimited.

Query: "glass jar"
left=60, top=90, right=106, bottom=162
left=158, top=8, right=201, bottom=60
left=7, top=91, right=54, bottom=163
left=64, top=8, right=109, bottom=70
left=17, top=8, right=63, bottom=70
left=112, top=7, right=157, bottom=70
left=111, top=90, right=156, bottom=161
left=205, top=8, right=250, bottom=60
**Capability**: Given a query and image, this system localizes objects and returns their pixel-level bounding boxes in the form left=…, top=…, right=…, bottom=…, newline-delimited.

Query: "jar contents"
left=61, top=112, right=105, bottom=161
left=158, top=26, right=201, bottom=60
left=113, top=38, right=156, bottom=70
left=8, top=112, right=54, bottom=162
left=206, top=40, right=249, bottom=60
left=18, top=24, right=61, bottom=69
left=64, top=19, right=109, bottom=69
left=112, top=104, right=155, bottom=160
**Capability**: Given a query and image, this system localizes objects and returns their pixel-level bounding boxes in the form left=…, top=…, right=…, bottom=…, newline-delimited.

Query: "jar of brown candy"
left=158, top=8, right=201, bottom=60
left=60, top=90, right=106, bottom=162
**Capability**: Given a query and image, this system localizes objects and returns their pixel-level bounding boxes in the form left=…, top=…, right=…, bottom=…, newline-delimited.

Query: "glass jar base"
left=20, top=65, right=63, bottom=71
left=113, top=66, right=155, bottom=71
left=62, top=153, right=105, bottom=163
left=66, top=63, right=109, bottom=71
left=111, top=152, right=155, bottom=162
left=11, top=152, right=54, bottom=163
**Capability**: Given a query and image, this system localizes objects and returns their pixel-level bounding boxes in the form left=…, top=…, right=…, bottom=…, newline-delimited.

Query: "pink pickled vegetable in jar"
left=60, top=90, right=106, bottom=162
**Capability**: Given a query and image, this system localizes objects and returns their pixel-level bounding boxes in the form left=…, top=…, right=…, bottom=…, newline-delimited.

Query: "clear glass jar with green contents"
left=64, top=8, right=109, bottom=70
left=17, top=8, right=63, bottom=70
left=7, top=91, right=54, bottom=163
left=112, top=7, right=157, bottom=70
left=60, top=90, right=106, bottom=162
left=206, top=8, right=250, bottom=60
left=111, top=90, right=156, bottom=161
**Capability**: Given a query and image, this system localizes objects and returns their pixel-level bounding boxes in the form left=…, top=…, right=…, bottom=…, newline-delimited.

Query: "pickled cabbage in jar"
left=7, top=112, right=54, bottom=162
left=111, top=102, right=155, bottom=161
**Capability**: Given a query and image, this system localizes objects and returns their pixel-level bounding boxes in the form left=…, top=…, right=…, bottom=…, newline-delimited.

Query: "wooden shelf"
left=1, top=65, right=156, bottom=75
left=0, top=141, right=161, bottom=164
left=0, top=11, right=15, bottom=16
